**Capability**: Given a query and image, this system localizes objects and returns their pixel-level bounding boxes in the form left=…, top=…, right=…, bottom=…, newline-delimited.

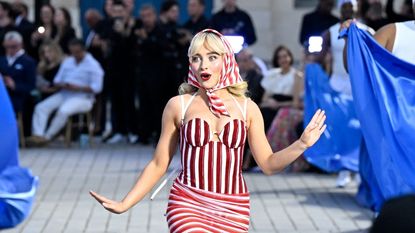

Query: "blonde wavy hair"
left=178, top=31, right=248, bottom=98
left=37, top=40, right=64, bottom=75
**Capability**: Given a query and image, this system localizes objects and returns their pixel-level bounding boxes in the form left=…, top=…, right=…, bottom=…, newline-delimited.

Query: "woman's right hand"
left=339, top=19, right=355, bottom=32
left=31, top=31, right=43, bottom=45
left=89, top=190, right=128, bottom=214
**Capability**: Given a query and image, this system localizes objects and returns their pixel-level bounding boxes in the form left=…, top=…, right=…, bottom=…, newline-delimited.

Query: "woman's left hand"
left=300, top=109, right=326, bottom=148
left=89, top=191, right=128, bottom=214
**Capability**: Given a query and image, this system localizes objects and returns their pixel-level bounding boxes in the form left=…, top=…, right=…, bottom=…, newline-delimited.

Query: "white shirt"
left=260, top=67, right=296, bottom=95
left=85, top=31, right=96, bottom=49
left=15, top=15, right=23, bottom=27
left=54, top=53, right=104, bottom=97
left=392, top=20, right=415, bottom=65
left=328, top=22, right=373, bottom=97
left=329, top=23, right=352, bottom=96
left=6, top=49, right=25, bottom=66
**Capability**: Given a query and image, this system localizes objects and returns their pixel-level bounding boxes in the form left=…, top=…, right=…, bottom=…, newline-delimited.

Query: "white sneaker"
left=106, top=133, right=125, bottom=144
left=128, top=134, right=139, bottom=144
left=354, top=173, right=361, bottom=186
left=336, top=170, right=352, bottom=188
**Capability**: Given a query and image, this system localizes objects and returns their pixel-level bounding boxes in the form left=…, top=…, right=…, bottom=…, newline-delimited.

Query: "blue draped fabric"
left=303, top=63, right=362, bottom=173
left=342, top=23, right=415, bottom=212
left=0, top=78, right=38, bottom=229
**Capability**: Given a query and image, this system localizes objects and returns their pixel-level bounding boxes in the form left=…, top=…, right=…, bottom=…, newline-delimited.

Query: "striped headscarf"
left=187, top=29, right=243, bottom=117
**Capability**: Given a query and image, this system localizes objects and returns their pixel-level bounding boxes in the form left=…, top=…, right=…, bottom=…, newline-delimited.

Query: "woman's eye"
left=208, top=55, right=218, bottom=61
left=191, top=56, right=201, bottom=63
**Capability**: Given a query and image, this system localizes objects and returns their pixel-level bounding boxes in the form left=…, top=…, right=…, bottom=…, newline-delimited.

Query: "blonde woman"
left=36, top=40, right=64, bottom=99
left=90, top=29, right=326, bottom=232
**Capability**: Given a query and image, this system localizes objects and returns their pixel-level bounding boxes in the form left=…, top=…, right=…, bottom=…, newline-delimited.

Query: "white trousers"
left=32, top=92, right=93, bottom=139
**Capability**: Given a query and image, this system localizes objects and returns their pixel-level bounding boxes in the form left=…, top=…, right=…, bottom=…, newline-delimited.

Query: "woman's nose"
left=200, top=61, right=208, bottom=70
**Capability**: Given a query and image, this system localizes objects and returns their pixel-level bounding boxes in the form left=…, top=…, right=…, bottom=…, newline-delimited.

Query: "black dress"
left=40, top=64, right=60, bottom=100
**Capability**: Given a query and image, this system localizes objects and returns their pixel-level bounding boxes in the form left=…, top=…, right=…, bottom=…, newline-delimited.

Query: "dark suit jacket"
left=210, top=7, right=257, bottom=45
left=0, top=53, right=36, bottom=112
left=16, top=18, right=36, bottom=51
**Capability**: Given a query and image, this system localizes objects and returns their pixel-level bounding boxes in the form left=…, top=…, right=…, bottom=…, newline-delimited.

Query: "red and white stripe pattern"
left=179, top=118, right=248, bottom=194
left=166, top=95, right=250, bottom=232
left=166, top=179, right=250, bottom=233
left=187, top=29, right=243, bottom=117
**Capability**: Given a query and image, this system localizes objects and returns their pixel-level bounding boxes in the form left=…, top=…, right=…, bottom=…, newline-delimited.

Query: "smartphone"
left=37, top=26, right=45, bottom=34
left=308, top=36, right=323, bottom=53
left=224, top=35, right=245, bottom=53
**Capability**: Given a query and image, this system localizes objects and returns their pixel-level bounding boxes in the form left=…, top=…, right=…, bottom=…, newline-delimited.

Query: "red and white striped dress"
left=166, top=94, right=250, bottom=233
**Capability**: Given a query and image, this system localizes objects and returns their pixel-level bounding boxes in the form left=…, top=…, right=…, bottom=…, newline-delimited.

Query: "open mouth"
left=200, top=73, right=211, bottom=81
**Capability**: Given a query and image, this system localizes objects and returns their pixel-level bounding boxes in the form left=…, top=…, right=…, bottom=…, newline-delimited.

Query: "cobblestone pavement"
left=1, top=144, right=373, bottom=233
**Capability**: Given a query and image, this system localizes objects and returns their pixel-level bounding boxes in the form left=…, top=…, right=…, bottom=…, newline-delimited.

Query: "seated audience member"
left=260, top=45, right=299, bottom=131
left=28, top=39, right=103, bottom=146
left=265, top=62, right=306, bottom=172
left=0, top=31, right=36, bottom=113
left=236, top=48, right=264, bottom=104
left=236, top=48, right=265, bottom=171
left=36, top=40, right=64, bottom=100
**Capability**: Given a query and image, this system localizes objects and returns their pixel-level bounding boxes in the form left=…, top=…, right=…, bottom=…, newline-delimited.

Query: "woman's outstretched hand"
left=300, top=109, right=327, bottom=148
left=89, top=190, right=128, bottom=214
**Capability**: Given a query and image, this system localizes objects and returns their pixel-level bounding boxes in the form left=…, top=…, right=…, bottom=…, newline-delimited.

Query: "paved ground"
left=1, top=143, right=373, bottom=233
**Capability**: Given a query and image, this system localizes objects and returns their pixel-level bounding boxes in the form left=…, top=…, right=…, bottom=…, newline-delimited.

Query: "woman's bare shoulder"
left=169, top=93, right=194, bottom=102
left=376, top=23, right=396, bottom=35
left=244, top=98, right=264, bottom=131
left=166, top=93, right=198, bottom=112
left=374, top=23, right=396, bottom=52
left=246, top=98, right=261, bottom=118
left=163, top=95, right=188, bottom=127
left=164, top=96, right=183, bottom=115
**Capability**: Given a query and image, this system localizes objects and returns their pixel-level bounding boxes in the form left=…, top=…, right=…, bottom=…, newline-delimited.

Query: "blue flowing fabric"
left=303, top=63, right=362, bottom=173
left=0, top=78, right=38, bottom=229
left=342, top=23, right=415, bottom=212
